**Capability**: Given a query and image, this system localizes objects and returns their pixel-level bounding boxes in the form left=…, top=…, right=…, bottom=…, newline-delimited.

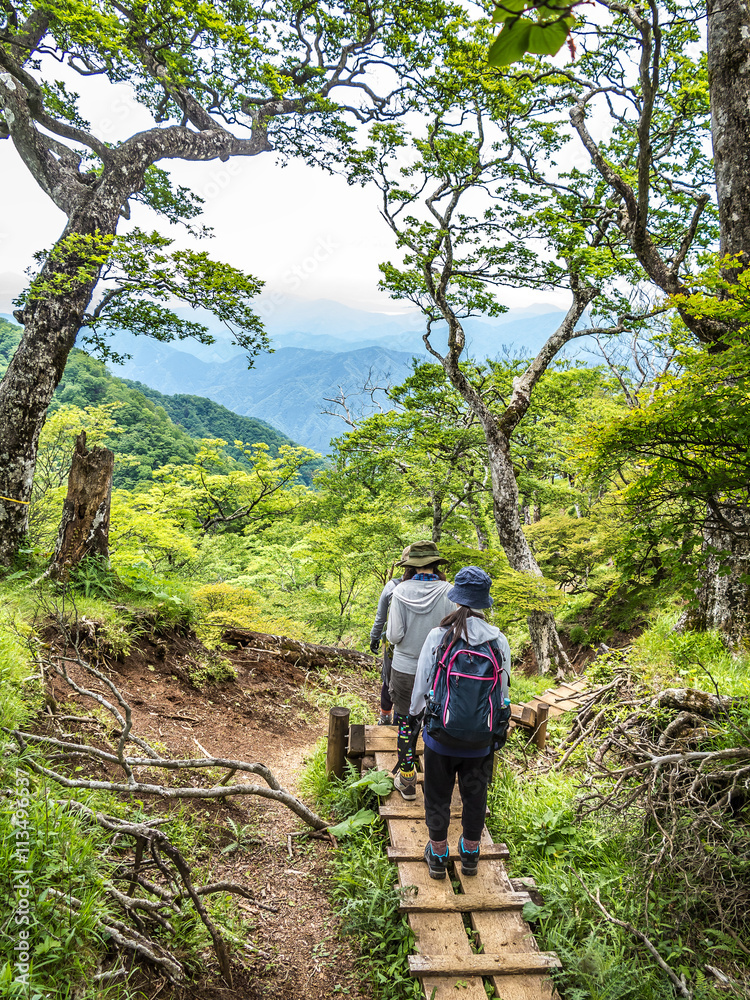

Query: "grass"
left=488, top=610, right=750, bottom=1000
left=487, top=767, right=730, bottom=1000
left=630, top=610, right=750, bottom=697
left=301, top=667, right=377, bottom=726
left=301, top=744, right=421, bottom=1000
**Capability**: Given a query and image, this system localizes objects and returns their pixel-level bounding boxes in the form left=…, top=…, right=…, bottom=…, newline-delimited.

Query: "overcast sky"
left=0, top=69, right=566, bottom=320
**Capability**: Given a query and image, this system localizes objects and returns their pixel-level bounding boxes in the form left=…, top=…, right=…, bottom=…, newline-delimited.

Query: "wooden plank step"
left=525, top=700, right=566, bottom=719
left=388, top=842, right=509, bottom=861
left=373, top=750, right=398, bottom=773
left=556, top=682, right=587, bottom=695
left=388, top=817, right=494, bottom=856
left=380, top=781, right=465, bottom=815
left=535, top=692, right=582, bottom=711
left=459, top=861, right=558, bottom=1000
left=400, top=891, right=531, bottom=913
left=564, top=679, right=588, bottom=692
left=364, top=724, right=425, bottom=747
left=408, top=911, right=487, bottom=1000
left=380, top=801, right=474, bottom=819
left=347, top=723, right=366, bottom=756
left=365, top=736, right=425, bottom=755
left=409, top=953, right=562, bottom=977
left=398, top=863, right=488, bottom=999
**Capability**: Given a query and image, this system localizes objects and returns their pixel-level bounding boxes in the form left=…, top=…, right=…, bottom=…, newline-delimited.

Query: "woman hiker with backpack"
left=409, top=566, right=512, bottom=880
left=385, top=540, right=455, bottom=800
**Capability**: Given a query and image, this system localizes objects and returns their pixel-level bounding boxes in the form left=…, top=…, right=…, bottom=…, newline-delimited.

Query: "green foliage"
left=220, top=818, right=260, bottom=855
left=488, top=769, right=697, bottom=1000
left=183, top=650, right=237, bottom=689
left=587, top=266, right=750, bottom=601
left=0, top=771, right=117, bottom=998
left=121, top=381, right=312, bottom=477
left=19, top=228, right=268, bottom=367
left=68, top=555, right=119, bottom=600
left=0, top=616, right=33, bottom=730
left=524, top=513, right=622, bottom=595
left=488, top=1, right=577, bottom=67
left=193, top=581, right=307, bottom=641
left=301, top=752, right=420, bottom=999
left=327, top=807, right=379, bottom=838
left=630, top=611, right=750, bottom=697
left=0, top=319, right=21, bottom=377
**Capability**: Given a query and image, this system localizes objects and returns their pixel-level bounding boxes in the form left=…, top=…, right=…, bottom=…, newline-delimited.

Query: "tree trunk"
left=694, top=505, right=750, bottom=640
left=0, top=213, right=117, bottom=565
left=431, top=491, right=443, bottom=543
left=697, top=0, right=750, bottom=637
left=469, top=499, right=489, bottom=551
left=482, top=420, right=570, bottom=674
left=47, top=432, right=114, bottom=581
left=707, top=0, right=750, bottom=263
left=221, top=628, right=376, bottom=671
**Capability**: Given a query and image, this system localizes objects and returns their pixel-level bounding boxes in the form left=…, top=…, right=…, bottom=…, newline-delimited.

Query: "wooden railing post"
left=326, top=706, right=350, bottom=779
left=534, top=702, right=549, bottom=751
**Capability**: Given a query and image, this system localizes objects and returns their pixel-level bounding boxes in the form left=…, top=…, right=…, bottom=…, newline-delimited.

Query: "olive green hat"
left=397, top=539, right=449, bottom=568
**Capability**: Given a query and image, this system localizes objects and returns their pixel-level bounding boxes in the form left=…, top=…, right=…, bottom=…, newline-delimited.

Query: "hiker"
left=369, top=545, right=411, bottom=726
left=409, top=566, right=511, bottom=881
left=386, top=540, right=455, bottom=800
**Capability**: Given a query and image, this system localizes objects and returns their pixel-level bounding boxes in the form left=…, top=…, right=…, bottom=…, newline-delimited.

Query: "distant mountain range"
left=158, top=298, right=571, bottom=362
left=103, top=299, right=593, bottom=454
left=3, top=299, right=601, bottom=456
left=108, top=334, right=418, bottom=455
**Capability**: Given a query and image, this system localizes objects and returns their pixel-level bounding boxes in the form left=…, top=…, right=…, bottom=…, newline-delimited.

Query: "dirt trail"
left=46, top=626, right=376, bottom=1000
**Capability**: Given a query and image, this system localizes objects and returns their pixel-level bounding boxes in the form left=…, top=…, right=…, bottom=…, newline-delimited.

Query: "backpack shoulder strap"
left=488, top=638, right=506, bottom=667
left=427, top=628, right=454, bottom=689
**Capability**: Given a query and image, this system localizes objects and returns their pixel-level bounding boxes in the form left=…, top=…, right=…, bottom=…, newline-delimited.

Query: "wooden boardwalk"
left=353, top=679, right=589, bottom=1000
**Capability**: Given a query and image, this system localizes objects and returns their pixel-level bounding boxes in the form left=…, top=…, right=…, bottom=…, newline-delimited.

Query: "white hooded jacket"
left=385, top=578, right=455, bottom=676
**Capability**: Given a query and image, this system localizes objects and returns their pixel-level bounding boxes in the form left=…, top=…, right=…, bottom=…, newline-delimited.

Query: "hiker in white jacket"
left=386, top=540, right=455, bottom=800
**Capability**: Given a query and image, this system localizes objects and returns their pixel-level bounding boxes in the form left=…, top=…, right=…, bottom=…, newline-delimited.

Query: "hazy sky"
left=0, top=68, right=565, bottom=320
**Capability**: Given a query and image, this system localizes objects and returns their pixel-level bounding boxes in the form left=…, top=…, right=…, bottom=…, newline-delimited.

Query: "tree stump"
left=47, top=431, right=114, bottom=581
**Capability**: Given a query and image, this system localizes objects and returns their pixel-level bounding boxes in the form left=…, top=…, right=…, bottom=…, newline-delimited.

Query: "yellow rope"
left=0, top=495, right=30, bottom=505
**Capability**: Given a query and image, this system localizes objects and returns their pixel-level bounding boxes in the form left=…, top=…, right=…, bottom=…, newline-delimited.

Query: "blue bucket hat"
left=447, top=566, right=493, bottom=609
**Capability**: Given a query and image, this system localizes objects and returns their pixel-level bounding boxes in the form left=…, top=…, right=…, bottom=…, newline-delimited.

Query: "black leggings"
left=423, top=746, right=494, bottom=842
left=380, top=680, right=393, bottom=712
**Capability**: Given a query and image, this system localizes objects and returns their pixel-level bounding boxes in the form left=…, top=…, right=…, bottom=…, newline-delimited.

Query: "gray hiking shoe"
left=393, top=769, right=417, bottom=800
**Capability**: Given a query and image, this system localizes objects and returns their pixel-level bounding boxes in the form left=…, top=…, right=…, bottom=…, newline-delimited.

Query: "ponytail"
left=439, top=606, right=484, bottom=642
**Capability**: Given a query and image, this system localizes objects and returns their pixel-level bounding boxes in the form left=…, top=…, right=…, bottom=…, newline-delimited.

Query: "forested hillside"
left=108, top=329, right=417, bottom=454
left=0, top=321, right=314, bottom=489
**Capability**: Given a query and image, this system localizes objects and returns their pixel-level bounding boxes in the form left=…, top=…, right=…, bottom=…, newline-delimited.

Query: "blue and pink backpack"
left=424, top=630, right=511, bottom=750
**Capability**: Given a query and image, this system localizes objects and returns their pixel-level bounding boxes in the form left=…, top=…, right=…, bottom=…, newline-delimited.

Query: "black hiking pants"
left=423, top=746, right=493, bottom=842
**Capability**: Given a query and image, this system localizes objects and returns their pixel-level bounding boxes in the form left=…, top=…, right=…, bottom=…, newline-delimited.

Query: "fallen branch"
left=9, top=729, right=327, bottom=828
left=47, top=888, right=183, bottom=981
left=221, top=627, right=375, bottom=671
